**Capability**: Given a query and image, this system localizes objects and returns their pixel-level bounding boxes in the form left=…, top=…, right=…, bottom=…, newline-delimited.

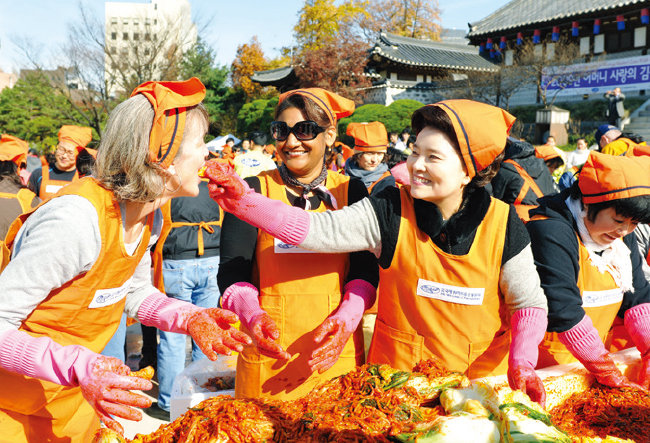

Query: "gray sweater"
left=0, top=195, right=162, bottom=333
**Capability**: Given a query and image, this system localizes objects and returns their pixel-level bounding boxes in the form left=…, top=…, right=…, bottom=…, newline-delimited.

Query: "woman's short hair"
left=570, top=182, right=650, bottom=224
left=275, top=94, right=331, bottom=129
left=411, top=105, right=503, bottom=188
left=95, top=95, right=208, bottom=202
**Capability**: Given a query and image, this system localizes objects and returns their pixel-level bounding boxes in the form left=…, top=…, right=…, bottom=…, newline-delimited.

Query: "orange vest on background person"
left=38, top=159, right=79, bottom=200
left=0, top=178, right=153, bottom=442
left=235, top=169, right=364, bottom=401
left=368, top=187, right=510, bottom=379
left=502, top=159, right=545, bottom=222
left=0, top=188, right=37, bottom=213
left=535, top=225, right=623, bottom=368
left=151, top=193, right=224, bottom=292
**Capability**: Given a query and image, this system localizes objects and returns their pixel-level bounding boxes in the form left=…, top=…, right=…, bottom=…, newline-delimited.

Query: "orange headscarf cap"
left=535, top=144, right=564, bottom=163
left=130, top=77, right=206, bottom=169
left=278, top=88, right=355, bottom=126
left=0, top=134, right=29, bottom=167
left=579, top=151, right=650, bottom=204
left=58, top=125, right=93, bottom=150
left=346, top=121, right=388, bottom=152
left=428, top=99, right=515, bottom=179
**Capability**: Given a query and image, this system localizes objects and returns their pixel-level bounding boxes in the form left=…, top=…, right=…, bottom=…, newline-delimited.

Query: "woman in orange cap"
left=28, top=125, right=93, bottom=200
left=217, top=87, right=378, bottom=400
left=0, top=78, right=250, bottom=441
left=0, top=134, right=40, bottom=238
left=208, top=99, right=549, bottom=405
left=344, top=121, right=395, bottom=195
left=527, top=152, right=650, bottom=389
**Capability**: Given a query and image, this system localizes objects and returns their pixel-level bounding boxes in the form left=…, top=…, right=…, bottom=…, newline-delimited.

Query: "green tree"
left=0, top=72, right=87, bottom=153
left=236, top=97, right=279, bottom=137
left=338, top=99, right=423, bottom=144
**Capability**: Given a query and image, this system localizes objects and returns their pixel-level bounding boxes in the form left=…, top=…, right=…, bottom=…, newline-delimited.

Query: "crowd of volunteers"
left=0, top=76, right=649, bottom=441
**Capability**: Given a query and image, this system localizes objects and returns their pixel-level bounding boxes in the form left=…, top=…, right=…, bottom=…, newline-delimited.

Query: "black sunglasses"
left=270, top=120, right=326, bottom=141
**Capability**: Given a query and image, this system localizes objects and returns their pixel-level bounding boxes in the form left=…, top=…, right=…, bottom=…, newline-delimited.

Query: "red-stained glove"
left=221, top=282, right=290, bottom=360
left=202, top=160, right=251, bottom=211
left=137, top=293, right=251, bottom=359
left=508, top=307, right=547, bottom=406
left=0, top=329, right=153, bottom=435
left=559, top=315, right=640, bottom=388
left=624, top=303, right=650, bottom=388
left=309, top=280, right=376, bottom=374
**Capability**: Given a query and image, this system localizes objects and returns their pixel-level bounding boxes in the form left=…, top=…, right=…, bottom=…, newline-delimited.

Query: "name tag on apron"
left=45, top=184, right=64, bottom=194
left=274, top=238, right=317, bottom=254
left=89, top=277, right=133, bottom=308
left=417, top=278, right=485, bottom=305
left=582, top=288, right=624, bottom=308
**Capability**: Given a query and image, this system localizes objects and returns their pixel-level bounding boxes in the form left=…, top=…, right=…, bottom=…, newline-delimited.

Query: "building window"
left=635, top=27, right=647, bottom=48
left=122, top=18, right=128, bottom=25
left=579, top=36, right=590, bottom=55
left=110, top=46, right=117, bottom=54
left=397, top=72, right=417, bottom=81
left=594, top=34, right=604, bottom=53
left=144, top=48, right=151, bottom=56
left=154, top=19, right=157, bottom=25
left=133, top=33, right=140, bottom=41
left=619, top=31, right=632, bottom=50
left=123, top=32, right=129, bottom=40
left=133, top=19, right=139, bottom=26
left=606, top=33, right=619, bottom=53
left=505, top=49, right=513, bottom=66
left=546, top=43, right=555, bottom=60
left=144, top=33, right=151, bottom=41
left=153, top=34, right=157, bottom=41
left=110, top=17, right=117, bottom=25
left=145, top=18, right=151, bottom=25
left=111, top=32, right=117, bottom=40
left=533, top=44, right=543, bottom=58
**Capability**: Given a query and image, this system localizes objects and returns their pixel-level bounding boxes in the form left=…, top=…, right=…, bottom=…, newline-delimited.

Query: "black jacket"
left=526, top=190, right=650, bottom=332
left=491, top=138, right=557, bottom=206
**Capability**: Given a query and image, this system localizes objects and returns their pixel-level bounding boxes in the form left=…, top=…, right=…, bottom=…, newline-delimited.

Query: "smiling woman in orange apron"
left=207, top=99, right=550, bottom=406
left=0, top=78, right=250, bottom=442
left=526, top=152, right=650, bottom=389
left=217, top=88, right=378, bottom=401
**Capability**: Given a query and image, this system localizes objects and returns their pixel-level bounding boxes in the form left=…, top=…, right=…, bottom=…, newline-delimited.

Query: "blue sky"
left=0, top=0, right=510, bottom=73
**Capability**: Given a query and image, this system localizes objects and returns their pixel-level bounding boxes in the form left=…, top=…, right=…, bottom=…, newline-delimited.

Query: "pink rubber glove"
left=0, top=329, right=152, bottom=435
left=137, top=293, right=251, bottom=359
left=624, top=303, right=650, bottom=388
left=221, top=282, right=290, bottom=360
left=309, top=279, right=377, bottom=374
left=204, top=162, right=309, bottom=246
left=508, top=307, right=547, bottom=406
left=559, top=315, right=640, bottom=388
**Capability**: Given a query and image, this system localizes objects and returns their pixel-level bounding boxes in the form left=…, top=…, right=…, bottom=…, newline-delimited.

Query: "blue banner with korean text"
left=541, top=55, right=650, bottom=97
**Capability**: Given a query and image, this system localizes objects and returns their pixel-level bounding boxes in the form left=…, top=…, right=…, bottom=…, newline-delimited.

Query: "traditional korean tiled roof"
left=370, top=32, right=498, bottom=72
left=468, top=0, right=647, bottom=38
left=250, top=66, right=295, bottom=85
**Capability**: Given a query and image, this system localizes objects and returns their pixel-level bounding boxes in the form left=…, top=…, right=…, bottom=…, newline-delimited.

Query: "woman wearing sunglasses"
left=209, top=99, right=550, bottom=405
left=217, top=88, right=378, bottom=400
left=0, top=79, right=250, bottom=441
left=344, top=121, right=396, bottom=196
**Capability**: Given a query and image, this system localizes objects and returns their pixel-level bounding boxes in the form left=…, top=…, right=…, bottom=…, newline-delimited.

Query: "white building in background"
left=104, top=0, right=197, bottom=96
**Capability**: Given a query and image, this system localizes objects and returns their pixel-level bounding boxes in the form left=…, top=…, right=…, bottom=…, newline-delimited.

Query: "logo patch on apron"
left=582, top=288, right=624, bottom=308
left=416, top=278, right=485, bottom=305
left=274, top=238, right=317, bottom=254
left=45, top=184, right=64, bottom=195
left=89, top=277, right=133, bottom=308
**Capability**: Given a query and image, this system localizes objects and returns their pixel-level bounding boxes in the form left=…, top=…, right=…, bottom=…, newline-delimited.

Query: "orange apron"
left=0, top=188, right=38, bottom=213
left=368, top=187, right=510, bottom=379
left=0, top=177, right=153, bottom=442
left=39, top=165, right=78, bottom=200
left=503, top=159, right=544, bottom=222
left=235, top=169, right=364, bottom=400
left=537, top=230, right=623, bottom=368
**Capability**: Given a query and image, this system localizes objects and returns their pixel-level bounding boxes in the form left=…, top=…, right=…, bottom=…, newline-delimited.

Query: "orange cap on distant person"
left=535, top=144, right=564, bottom=163
left=346, top=121, right=388, bottom=152
left=0, top=134, right=29, bottom=167
left=58, top=125, right=93, bottom=150
left=423, top=99, right=516, bottom=179
left=579, top=151, right=650, bottom=204
left=278, top=88, right=355, bottom=126
left=131, top=77, right=206, bottom=169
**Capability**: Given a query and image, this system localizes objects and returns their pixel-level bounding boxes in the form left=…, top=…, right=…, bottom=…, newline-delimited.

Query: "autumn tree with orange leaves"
left=354, top=0, right=442, bottom=41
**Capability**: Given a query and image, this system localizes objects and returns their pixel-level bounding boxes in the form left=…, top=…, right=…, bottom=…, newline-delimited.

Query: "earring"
left=164, top=172, right=182, bottom=193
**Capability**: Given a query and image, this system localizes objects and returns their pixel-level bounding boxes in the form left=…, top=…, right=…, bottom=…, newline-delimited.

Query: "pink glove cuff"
left=624, top=303, right=650, bottom=357
left=509, top=307, right=547, bottom=368
left=233, top=192, right=310, bottom=246
left=221, top=282, right=265, bottom=331
left=332, top=279, right=377, bottom=332
left=0, top=329, right=96, bottom=387
left=558, top=315, right=608, bottom=362
left=137, top=292, right=201, bottom=334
